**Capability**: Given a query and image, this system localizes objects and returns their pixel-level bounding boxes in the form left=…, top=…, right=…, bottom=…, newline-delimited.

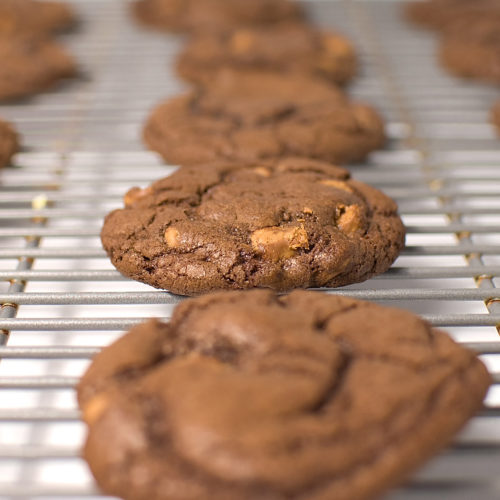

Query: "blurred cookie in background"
left=439, top=14, right=500, bottom=84
left=0, top=35, right=77, bottom=101
left=0, top=118, right=18, bottom=168
left=177, top=23, right=357, bottom=87
left=0, top=0, right=76, bottom=36
left=404, top=0, right=500, bottom=31
left=132, top=0, right=303, bottom=33
left=492, top=100, right=500, bottom=136
left=144, top=70, right=385, bottom=166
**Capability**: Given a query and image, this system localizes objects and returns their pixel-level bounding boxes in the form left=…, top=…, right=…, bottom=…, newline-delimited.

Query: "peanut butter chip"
left=319, top=179, right=353, bottom=193
left=337, top=205, right=363, bottom=234
left=230, top=31, right=255, bottom=54
left=303, top=207, right=313, bottom=214
left=124, top=186, right=153, bottom=207
left=251, top=225, right=309, bottom=261
left=253, top=166, right=271, bottom=177
left=353, top=105, right=379, bottom=131
left=323, top=35, right=353, bottom=57
left=164, top=227, right=180, bottom=248
left=83, top=394, right=109, bottom=424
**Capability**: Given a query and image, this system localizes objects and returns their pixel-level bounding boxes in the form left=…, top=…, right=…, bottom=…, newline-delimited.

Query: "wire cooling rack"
left=0, top=0, right=499, bottom=498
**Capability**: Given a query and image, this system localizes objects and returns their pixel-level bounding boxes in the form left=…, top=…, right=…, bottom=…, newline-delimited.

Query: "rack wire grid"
left=0, top=0, right=499, bottom=498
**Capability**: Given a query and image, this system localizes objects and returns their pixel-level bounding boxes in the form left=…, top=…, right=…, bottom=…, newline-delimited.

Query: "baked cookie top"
left=439, top=14, right=500, bottom=84
left=78, top=289, right=491, bottom=500
left=144, top=70, right=385, bottom=165
left=177, top=22, right=357, bottom=86
left=0, top=35, right=77, bottom=101
left=0, top=0, right=76, bottom=36
left=101, top=158, right=405, bottom=296
left=132, top=0, right=303, bottom=33
left=0, top=118, right=18, bottom=168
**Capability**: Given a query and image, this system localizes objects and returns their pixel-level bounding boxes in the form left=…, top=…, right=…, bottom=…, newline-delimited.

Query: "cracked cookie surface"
left=0, top=118, right=18, bottom=167
left=0, top=35, right=76, bottom=101
left=144, top=70, right=385, bottom=165
left=132, top=0, right=303, bottom=33
left=0, top=0, right=76, bottom=36
left=177, top=23, right=357, bottom=86
left=101, top=158, right=405, bottom=295
left=78, top=289, right=491, bottom=500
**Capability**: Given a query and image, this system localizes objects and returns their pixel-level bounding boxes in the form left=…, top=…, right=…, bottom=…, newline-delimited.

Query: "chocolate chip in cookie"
left=78, top=289, right=491, bottom=500
left=101, top=158, right=405, bottom=295
left=144, top=70, right=385, bottom=165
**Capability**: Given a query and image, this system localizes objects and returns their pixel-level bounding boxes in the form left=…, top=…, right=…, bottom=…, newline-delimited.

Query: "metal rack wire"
left=0, top=0, right=499, bottom=498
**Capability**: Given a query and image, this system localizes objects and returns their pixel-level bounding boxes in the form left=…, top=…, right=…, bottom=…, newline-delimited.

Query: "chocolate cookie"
left=492, top=100, right=500, bottom=136
left=78, top=289, right=491, bottom=500
left=177, top=23, right=357, bottom=86
left=0, top=0, right=76, bottom=36
left=144, top=70, right=385, bottom=165
left=0, top=35, right=76, bottom=101
left=0, top=118, right=18, bottom=167
left=101, top=158, right=405, bottom=295
left=404, top=0, right=500, bottom=31
left=132, top=0, right=303, bottom=33
left=439, top=14, right=500, bottom=84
